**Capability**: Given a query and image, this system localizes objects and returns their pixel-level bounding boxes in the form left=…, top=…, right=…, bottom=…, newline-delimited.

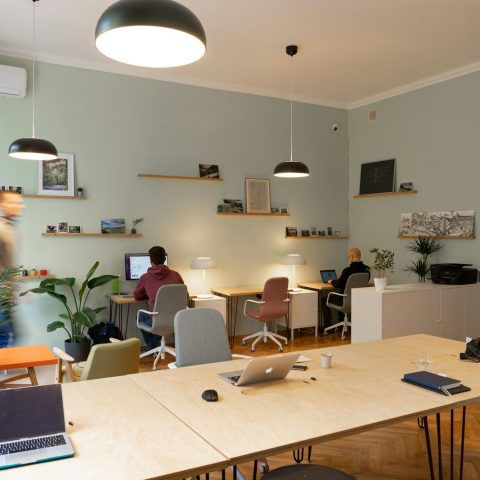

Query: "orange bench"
left=0, top=345, right=56, bottom=387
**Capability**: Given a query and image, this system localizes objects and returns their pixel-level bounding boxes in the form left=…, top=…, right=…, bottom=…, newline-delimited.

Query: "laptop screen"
left=0, top=385, right=65, bottom=443
left=320, top=270, right=337, bottom=283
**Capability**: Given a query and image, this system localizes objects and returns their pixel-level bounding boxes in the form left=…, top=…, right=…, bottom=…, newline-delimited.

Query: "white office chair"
left=324, top=273, right=369, bottom=339
left=136, top=284, right=188, bottom=370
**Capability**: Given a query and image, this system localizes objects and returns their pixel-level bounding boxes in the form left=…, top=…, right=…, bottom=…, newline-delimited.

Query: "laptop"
left=320, top=269, right=337, bottom=283
left=217, top=353, right=300, bottom=386
left=0, top=384, right=74, bottom=470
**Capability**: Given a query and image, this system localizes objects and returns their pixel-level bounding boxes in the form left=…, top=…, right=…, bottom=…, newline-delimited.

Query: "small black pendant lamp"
left=8, top=0, right=58, bottom=161
left=95, top=0, right=206, bottom=68
left=274, top=45, right=309, bottom=178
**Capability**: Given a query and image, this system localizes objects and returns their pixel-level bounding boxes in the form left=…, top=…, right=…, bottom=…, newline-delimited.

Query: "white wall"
left=0, top=56, right=349, bottom=346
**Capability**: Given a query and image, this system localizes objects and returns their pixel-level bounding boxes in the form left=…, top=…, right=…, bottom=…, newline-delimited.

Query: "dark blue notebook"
left=403, top=371, right=461, bottom=390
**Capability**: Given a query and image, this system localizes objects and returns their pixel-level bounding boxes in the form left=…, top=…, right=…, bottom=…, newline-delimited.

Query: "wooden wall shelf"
left=42, top=233, right=142, bottom=238
left=353, top=191, right=417, bottom=199
left=15, top=275, right=53, bottom=281
left=286, top=236, right=349, bottom=240
left=217, top=212, right=289, bottom=217
left=23, top=194, right=87, bottom=200
left=398, top=235, right=474, bottom=239
left=138, top=174, right=222, bottom=182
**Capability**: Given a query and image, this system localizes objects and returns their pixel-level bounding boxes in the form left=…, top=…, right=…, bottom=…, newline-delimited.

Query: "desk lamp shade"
left=191, top=257, right=216, bottom=298
left=283, top=254, right=306, bottom=291
left=95, top=0, right=206, bottom=68
left=274, top=45, right=309, bottom=178
left=8, top=0, right=57, bottom=161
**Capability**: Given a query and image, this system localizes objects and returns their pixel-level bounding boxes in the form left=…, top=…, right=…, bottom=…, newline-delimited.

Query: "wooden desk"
left=107, top=294, right=145, bottom=339
left=130, top=334, right=479, bottom=477
left=210, top=286, right=264, bottom=343
left=1, top=376, right=227, bottom=480
left=0, top=345, right=56, bottom=387
left=297, top=281, right=333, bottom=327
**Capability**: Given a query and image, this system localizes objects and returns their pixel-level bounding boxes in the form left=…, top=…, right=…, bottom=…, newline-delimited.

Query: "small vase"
left=130, top=228, right=136, bottom=234
left=374, top=277, right=388, bottom=292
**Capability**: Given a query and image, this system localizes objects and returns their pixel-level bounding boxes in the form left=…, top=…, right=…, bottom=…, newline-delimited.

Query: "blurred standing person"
left=0, top=191, right=24, bottom=348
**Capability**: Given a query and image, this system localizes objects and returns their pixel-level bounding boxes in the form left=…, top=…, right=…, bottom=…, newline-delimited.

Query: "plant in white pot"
left=20, top=262, right=117, bottom=361
left=369, top=248, right=395, bottom=291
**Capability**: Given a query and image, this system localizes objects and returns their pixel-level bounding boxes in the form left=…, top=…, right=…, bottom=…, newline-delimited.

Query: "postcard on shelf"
left=199, top=164, right=220, bottom=179
left=223, top=199, right=243, bottom=213
left=286, top=226, right=297, bottom=237
left=101, top=218, right=126, bottom=234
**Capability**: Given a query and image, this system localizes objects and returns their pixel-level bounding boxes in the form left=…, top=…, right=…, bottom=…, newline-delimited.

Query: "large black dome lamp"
left=274, top=45, right=309, bottom=178
left=8, top=0, right=58, bottom=161
left=95, top=0, right=207, bottom=68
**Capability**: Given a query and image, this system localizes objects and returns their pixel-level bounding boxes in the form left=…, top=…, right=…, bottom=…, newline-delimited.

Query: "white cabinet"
left=191, top=295, right=227, bottom=323
left=285, top=289, right=318, bottom=340
left=352, top=283, right=480, bottom=344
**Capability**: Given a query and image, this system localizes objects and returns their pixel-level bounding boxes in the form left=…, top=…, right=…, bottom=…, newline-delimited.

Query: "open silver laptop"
left=0, top=384, right=74, bottom=470
left=218, top=353, right=300, bottom=386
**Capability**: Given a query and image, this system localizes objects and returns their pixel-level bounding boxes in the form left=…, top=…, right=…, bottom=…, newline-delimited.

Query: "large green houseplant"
left=21, top=261, right=117, bottom=361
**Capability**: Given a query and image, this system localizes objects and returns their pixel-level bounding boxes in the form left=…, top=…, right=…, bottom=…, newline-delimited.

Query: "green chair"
left=53, top=337, right=141, bottom=382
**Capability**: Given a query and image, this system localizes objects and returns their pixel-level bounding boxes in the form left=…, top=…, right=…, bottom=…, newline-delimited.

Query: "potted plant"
left=20, top=261, right=117, bottom=361
left=405, top=236, right=442, bottom=282
left=370, top=248, right=395, bottom=291
left=130, top=217, right=143, bottom=234
left=0, top=265, right=21, bottom=348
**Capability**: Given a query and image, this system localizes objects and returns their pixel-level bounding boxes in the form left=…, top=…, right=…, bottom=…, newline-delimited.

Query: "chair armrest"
left=232, top=354, right=251, bottom=360
left=243, top=299, right=265, bottom=316
left=283, top=298, right=290, bottom=303
left=109, top=337, right=121, bottom=343
left=53, top=347, right=75, bottom=383
left=136, top=309, right=159, bottom=327
left=167, top=362, right=177, bottom=369
left=53, top=347, right=75, bottom=363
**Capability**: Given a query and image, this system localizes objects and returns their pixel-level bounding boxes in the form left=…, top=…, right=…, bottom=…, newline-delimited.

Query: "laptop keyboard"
left=230, top=375, right=240, bottom=383
left=0, top=435, right=66, bottom=455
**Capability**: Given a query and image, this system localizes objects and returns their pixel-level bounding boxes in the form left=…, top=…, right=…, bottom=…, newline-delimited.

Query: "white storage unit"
left=351, top=282, right=480, bottom=344
left=281, top=289, right=318, bottom=340
left=191, top=295, right=227, bottom=323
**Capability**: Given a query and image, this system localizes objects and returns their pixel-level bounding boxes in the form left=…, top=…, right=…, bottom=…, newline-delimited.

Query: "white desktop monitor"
left=125, top=253, right=168, bottom=281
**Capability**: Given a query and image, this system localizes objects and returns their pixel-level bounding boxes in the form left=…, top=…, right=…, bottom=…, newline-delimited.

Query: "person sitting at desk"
left=323, top=247, right=370, bottom=323
left=134, top=246, right=184, bottom=349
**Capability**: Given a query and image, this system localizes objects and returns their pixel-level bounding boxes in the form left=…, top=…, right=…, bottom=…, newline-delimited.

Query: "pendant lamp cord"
left=289, top=55, right=293, bottom=162
left=32, top=0, right=36, bottom=138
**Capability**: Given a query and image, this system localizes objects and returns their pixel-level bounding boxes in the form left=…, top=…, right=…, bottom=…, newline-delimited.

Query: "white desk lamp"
left=190, top=257, right=217, bottom=299
left=283, top=254, right=306, bottom=292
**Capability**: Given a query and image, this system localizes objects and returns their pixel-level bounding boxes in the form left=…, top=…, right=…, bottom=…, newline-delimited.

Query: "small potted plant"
left=405, top=236, right=442, bottom=282
left=370, top=248, right=395, bottom=291
left=20, top=261, right=117, bottom=361
left=76, top=187, right=84, bottom=198
left=131, top=217, right=143, bottom=234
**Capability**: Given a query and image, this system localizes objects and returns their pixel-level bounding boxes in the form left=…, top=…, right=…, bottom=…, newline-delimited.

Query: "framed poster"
left=37, top=153, right=74, bottom=196
left=245, top=178, right=270, bottom=213
left=359, top=159, right=395, bottom=195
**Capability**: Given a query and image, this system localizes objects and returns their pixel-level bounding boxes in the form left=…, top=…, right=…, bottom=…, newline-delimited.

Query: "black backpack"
left=461, top=338, right=480, bottom=362
left=88, top=322, right=123, bottom=345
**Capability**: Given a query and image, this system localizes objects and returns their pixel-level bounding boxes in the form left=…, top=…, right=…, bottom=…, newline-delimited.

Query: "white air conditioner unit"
left=0, top=65, right=27, bottom=98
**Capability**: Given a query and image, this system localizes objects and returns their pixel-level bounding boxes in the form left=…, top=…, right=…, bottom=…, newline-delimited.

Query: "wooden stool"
left=261, top=464, right=356, bottom=480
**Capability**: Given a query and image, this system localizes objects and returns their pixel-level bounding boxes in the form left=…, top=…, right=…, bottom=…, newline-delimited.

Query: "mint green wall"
left=0, top=55, right=348, bottom=346
left=348, top=72, right=480, bottom=283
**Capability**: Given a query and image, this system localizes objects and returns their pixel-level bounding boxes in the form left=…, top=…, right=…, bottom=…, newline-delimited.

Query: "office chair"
left=260, top=463, right=356, bottom=480
left=54, top=337, right=141, bottom=383
left=136, top=284, right=189, bottom=370
left=241, top=277, right=289, bottom=352
left=171, top=307, right=249, bottom=368
left=324, top=272, right=369, bottom=339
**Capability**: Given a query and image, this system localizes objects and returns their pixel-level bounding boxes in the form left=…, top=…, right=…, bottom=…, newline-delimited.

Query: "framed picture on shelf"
left=286, top=226, right=297, bottom=237
left=359, top=159, right=395, bottom=195
left=37, top=153, right=74, bottom=196
left=58, top=222, right=68, bottom=234
left=101, top=218, right=126, bottom=234
left=327, top=227, right=333, bottom=236
left=68, top=226, right=81, bottom=234
left=245, top=178, right=270, bottom=214
left=45, top=225, right=57, bottom=234
left=301, top=230, right=310, bottom=237
left=223, top=199, right=243, bottom=213
left=199, top=164, right=220, bottom=179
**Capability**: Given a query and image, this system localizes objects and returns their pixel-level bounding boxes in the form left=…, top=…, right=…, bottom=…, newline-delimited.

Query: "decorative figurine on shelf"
left=131, top=218, right=143, bottom=234
left=76, top=187, right=84, bottom=198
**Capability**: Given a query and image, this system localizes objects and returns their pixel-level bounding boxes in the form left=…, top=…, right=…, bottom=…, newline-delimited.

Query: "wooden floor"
left=142, top=329, right=480, bottom=480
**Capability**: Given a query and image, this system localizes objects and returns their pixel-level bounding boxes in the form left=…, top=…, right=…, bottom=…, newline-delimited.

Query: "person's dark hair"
left=149, top=246, right=166, bottom=265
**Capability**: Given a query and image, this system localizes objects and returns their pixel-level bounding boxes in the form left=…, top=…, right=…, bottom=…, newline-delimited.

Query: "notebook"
left=320, top=270, right=337, bottom=283
left=0, top=385, right=74, bottom=470
left=217, top=353, right=300, bottom=386
left=402, top=371, right=469, bottom=396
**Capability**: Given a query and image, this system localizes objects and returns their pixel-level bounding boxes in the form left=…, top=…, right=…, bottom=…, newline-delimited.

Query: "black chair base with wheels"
left=261, top=464, right=356, bottom=480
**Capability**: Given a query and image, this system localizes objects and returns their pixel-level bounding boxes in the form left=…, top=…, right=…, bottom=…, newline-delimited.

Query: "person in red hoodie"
left=134, top=246, right=184, bottom=349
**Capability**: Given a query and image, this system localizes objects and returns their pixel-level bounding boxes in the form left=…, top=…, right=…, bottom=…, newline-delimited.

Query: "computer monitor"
left=125, top=253, right=168, bottom=281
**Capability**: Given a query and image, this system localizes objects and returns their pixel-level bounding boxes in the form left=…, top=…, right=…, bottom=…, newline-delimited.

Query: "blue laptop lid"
left=320, top=270, right=337, bottom=283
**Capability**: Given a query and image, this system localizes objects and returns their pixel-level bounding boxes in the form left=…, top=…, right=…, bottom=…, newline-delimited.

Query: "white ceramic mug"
left=321, top=353, right=333, bottom=369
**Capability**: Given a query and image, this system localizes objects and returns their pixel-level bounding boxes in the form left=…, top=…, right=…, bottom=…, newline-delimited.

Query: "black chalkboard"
left=359, top=159, right=396, bottom=194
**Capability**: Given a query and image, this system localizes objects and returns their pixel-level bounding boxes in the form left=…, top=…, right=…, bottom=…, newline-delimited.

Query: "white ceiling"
left=1, top=0, right=480, bottom=108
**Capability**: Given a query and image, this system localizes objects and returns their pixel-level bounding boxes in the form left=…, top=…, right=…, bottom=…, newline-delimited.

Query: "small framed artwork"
left=37, top=153, right=75, bottom=196
left=281, top=208, right=288, bottom=214
left=245, top=178, right=271, bottom=214
left=310, top=226, right=317, bottom=236
left=318, top=230, right=326, bottom=237
left=301, top=230, right=310, bottom=237
left=327, top=227, right=333, bottom=236
left=199, top=164, right=220, bottom=179
left=45, top=225, right=57, bottom=234
left=359, top=159, right=395, bottom=195
left=58, top=222, right=68, bottom=234
left=68, top=225, right=81, bottom=234
left=270, top=207, right=279, bottom=214
left=399, top=182, right=414, bottom=192
left=101, top=218, right=126, bottom=234
left=286, top=226, right=298, bottom=237
left=334, top=231, right=342, bottom=237
left=223, top=199, right=243, bottom=213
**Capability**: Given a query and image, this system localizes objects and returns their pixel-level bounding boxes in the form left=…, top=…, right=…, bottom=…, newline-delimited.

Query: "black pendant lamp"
left=8, top=0, right=57, bottom=161
left=95, top=0, right=206, bottom=68
left=274, top=45, right=309, bottom=178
